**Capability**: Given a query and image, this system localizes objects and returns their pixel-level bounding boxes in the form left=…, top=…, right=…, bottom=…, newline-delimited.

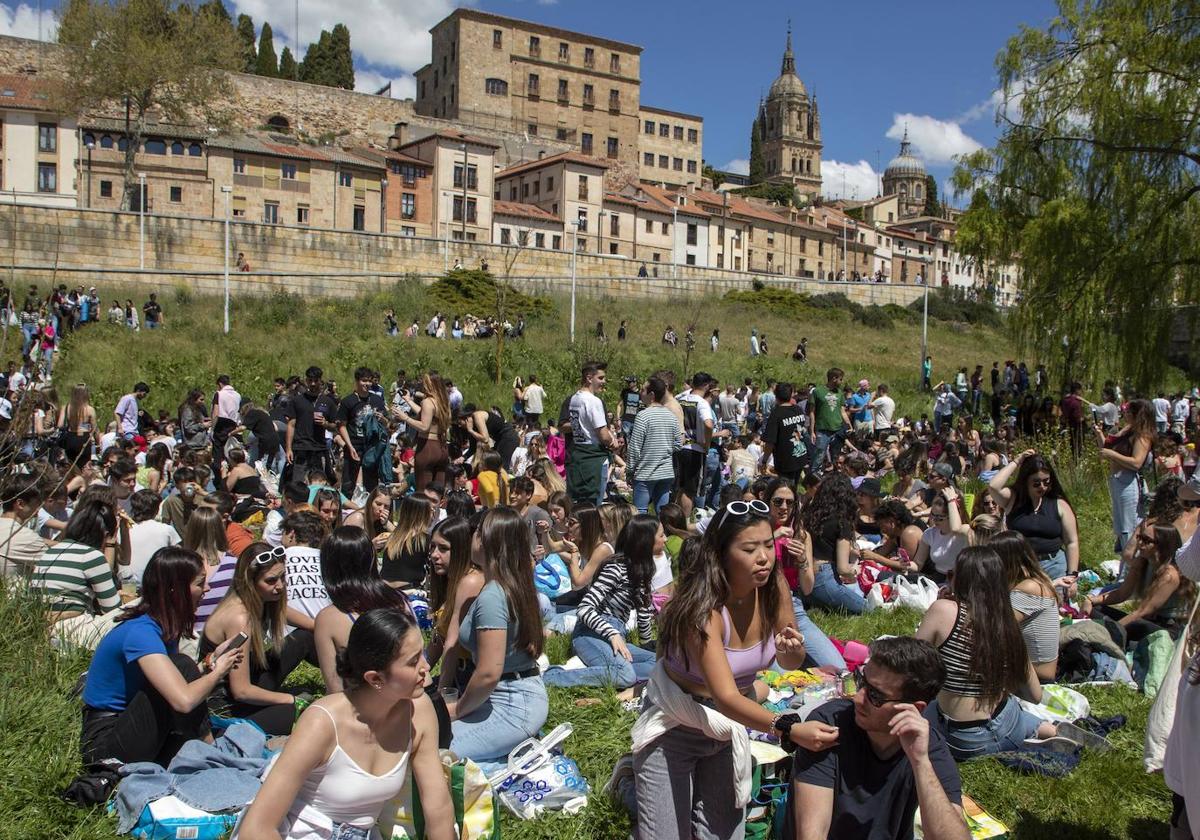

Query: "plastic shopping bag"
left=533, top=553, right=573, bottom=599
left=490, top=723, right=589, bottom=820
left=894, top=576, right=939, bottom=612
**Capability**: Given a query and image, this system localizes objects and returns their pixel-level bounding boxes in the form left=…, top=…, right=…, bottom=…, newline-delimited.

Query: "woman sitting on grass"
left=235, top=609, right=454, bottom=840
left=380, top=496, right=431, bottom=590
left=80, top=547, right=242, bottom=766
left=803, top=473, right=866, bottom=614
left=342, top=486, right=393, bottom=555
left=861, top=498, right=923, bottom=575
left=989, top=530, right=1060, bottom=683
left=200, top=542, right=312, bottom=736
left=425, top=517, right=480, bottom=671
left=33, top=491, right=121, bottom=625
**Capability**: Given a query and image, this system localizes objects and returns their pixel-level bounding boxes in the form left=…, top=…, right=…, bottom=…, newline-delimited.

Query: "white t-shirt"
left=651, top=551, right=673, bottom=591
left=1153, top=398, right=1171, bottom=423
left=523, top=383, right=546, bottom=414
left=0, top=516, right=47, bottom=578
left=871, top=395, right=896, bottom=431
left=921, top=527, right=970, bottom=574
left=1173, top=399, right=1190, bottom=422
left=284, top=546, right=330, bottom=622
left=126, top=519, right=181, bottom=584
left=568, top=390, right=607, bottom=446
left=263, top=509, right=284, bottom=547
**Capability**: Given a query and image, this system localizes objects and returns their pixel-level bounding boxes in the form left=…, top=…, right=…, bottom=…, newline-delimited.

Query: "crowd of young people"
left=3, top=338, right=1200, bottom=840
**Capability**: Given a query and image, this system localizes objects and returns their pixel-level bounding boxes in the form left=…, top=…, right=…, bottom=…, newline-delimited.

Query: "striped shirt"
left=32, top=540, right=119, bottom=615
left=627, top=405, right=682, bottom=482
left=937, top=604, right=985, bottom=697
left=194, top=555, right=238, bottom=633
left=577, top=557, right=654, bottom=642
left=1010, top=590, right=1060, bottom=664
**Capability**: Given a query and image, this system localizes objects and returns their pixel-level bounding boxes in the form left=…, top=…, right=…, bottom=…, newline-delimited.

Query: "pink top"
left=214, top=385, right=242, bottom=421
left=665, top=606, right=776, bottom=691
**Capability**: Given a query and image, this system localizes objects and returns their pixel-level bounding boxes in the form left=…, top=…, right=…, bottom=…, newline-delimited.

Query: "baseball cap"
left=857, top=477, right=883, bottom=498
left=932, top=463, right=955, bottom=480
left=1180, top=472, right=1200, bottom=502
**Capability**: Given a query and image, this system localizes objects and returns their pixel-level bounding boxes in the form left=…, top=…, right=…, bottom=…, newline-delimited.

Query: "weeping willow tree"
left=952, top=0, right=1200, bottom=389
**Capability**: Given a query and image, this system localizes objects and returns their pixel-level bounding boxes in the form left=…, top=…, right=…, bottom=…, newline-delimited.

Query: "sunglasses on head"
left=252, top=546, right=286, bottom=567
left=715, top=499, right=770, bottom=530
left=853, top=667, right=892, bottom=708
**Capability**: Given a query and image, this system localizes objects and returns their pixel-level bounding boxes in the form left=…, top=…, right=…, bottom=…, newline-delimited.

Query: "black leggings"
left=204, top=629, right=315, bottom=736
left=1093, top=604, right=1182, bottom=648
left=80, top=652, right=209, bottom=767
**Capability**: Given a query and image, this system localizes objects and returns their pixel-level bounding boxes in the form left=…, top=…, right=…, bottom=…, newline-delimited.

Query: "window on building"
left=659, top=123, right=669, bottom=137
left=532, top=180, right=540, bottom=196
left=644, top=120, right=654, bottom=134
left=453, top=164, right=478, bottom=190
left=339, top=171, right=353, bottom=187
left=888, top=212, right=894, bottom=222
left=673, top=125, right=683, bottom=141
left=581, top=133, right=593, bottom=154
left=117, top=137, right=129, bottom=151
left=485, top=78, right=508, bottom=96
left=577, top=174, right=589, bottom=200
left=188, top=143, right=202, bottom=156
left=99, top=135, right=114, bottom=149
left=264, top=201, right=279, bottom=224
left=233, top=158, right=246, bottom=174
left=652, top=252, right=660, bottom=262
left=529, top=35, right=540, bottom=56
left=36, top=163, right=56, bottom=193
left=584, top=47, right=595, bottom=67
left=527, top=73, right=539, bottom=98
left=577, top=208, right=588, bottom=231
left=687, top=159, right=697, bottom=174
left=556, top=127, right=568, bottom=141
left=577, top=237, right=587, bottom=252
left=493, top=29, right=502, bottom=48
left=37, top=123, right=56, bottom=152
left=767, top=231, right=775, bottom=246
left=517, top=230, right=529, bottom=246
left=645, top=218, right=652, bottom=233
left=509, top=185, right=517, bottom=200
left=608, top=89, right=620, bottom=112
left=686, top=254, right=696, bottom=266
left=169, top=185, right=182, bottom=202
left=522, top=182, right=529, bottom=198
left=553, top=234, right=562, bottom=249
left=735, top=256, right=742, bottom=270
left=558, top=41, right=569, bottom=60
left=143, top=137, right=166, bottom=154
left=644, top=152, right=654, bottom=166
left=558, top=78, right=568, bottom=102
left=610, top=53, right=621, bottom=73
left=528, top=123, right=538, bottom=136
left=687, top=128, right=698, bottom=143
left=81, top=132, right=94, bottom=147
left=353, top=205, right=365, bottom=231
left=673, top=157, right=683, bottom=171
left=915, top=183, right=923, bottom=199
left=402, top=164, right=418, bottom=186
left=452, top=196, right=478, bottom=223
left=401, top=193, right=415, bottom=219
left=658, top=154, right=668, bottom=168
left=500, top=228, right=512, bottom=245
left=606, top=137, right=618, bottom=159
left=582, top=84, right=594, bottom=107
left=546, top=176, right=554, bottom=191
left=99, top=180, right=113, bottom=198
left=530, top=232, right=541, bottom=247
left=281, top=162, right=297, bottom=180
left=168, top=141, right=183, bottom=155
left=297, top=205, right=310, bottom=225
left=687, top=223, right=697, bottom=245
left=661, top=221, right=669, bottom=234
left=610, top=213, right=620, bottom=236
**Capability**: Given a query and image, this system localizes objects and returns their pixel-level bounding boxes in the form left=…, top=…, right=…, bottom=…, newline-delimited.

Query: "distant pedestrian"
left=750, top=328, right=760, bottom=357
left=142, top=293, right=164, bottom=330
left=618, top=319, right=627, bottom=341
left=237, top=251, right=250, bottom=272
left=711, top=328, right=719, bottom=352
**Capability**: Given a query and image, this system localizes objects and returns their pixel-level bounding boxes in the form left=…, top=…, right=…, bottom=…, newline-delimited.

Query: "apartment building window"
left=36, top=163, right=56, bottom=192
left=658, top=154, right=668, bottom=168
left=673, top=125, right=683, bottom=140
left=509, top=185, right=517, bottom=200
left=453, top=164, right=478, bottom=190
left=644, top=120, right=654, bottom=134
left=610, top=243, right=619, bottom=254
left=529, top=36, right=540, bottom=56
left=493, top=29, right=502, bottom=48
left=297, top=205, right=310, bottom=225
left=233, top=158, right=246, bottom=174
left=527, top=123, right=538, bottom=136
left=556, top=127, right=568, bottom=141
left=535, top=232, right=545, bottom=248
left=450, top=84, right=455, bottom=104
left=686, top=254, right=696, bottom=266
left=281, top=162, right=297, bottom=179
left=608, top=89, right=620, bottom=112
left=171, top=141, right=184, bottom=155
left=401, top=193, right=415, bottom=219
left=99, top=135, right=113, bottom=149
left=643, top=152, right=654, bottom=165
left=735, top=256, right=742, bottom=270
left=485, top=78, right=508, bottom=95
left=767, top=231, right=775, bottom=246
left=577, top=174, right=589, bottom=201
left=661, top=221, right=669, bottom=234
left=38, top=123, right=57, bottom=152
left=581, top=133, right=593, bottom=154
left=558, top=41, right=569, bottom=61
left=577, top=237, right=587, bottom=252
left=577, top=208, right=588, bottom=232
left=610, top=213, right=620, bottom=236
left=687, top=128, right=698, bottom=143
left=517, top=230, right=529, bottom=246
left=527, top=73, right=539, bottom=98
left=169, top=185, right=182, bottom=202
left=606, top=137, right=618, bottom=159
left=659, top=123, right=669, bottom=137
left=353, top=206, right=365, bottom=231
left=584, top=47, right=595, bottom=67
left=145, top=138, right=166, bottom=154
left=264, top=201, right=279, bottom=224
left=232, top=201, right=245, bottom=218
left=673, top=157, right=683, bottom=171
left=552, top=235, right=562, bottom=249
left=420, top=80, right=426, bottom=98
left=687, top=223, right=697, bottom=245
left=339, top=171, right=353, bottom=187
left=546, top=176, right=554, bottom=191
left=99, top=180, right=113, bottom=198
left=522, top=182, right=529, bottom=198
left=452, top=196, right=477, bottom=223
left=645, top=218, right=652, bottom=233
left=687, top=159, right=697, bottom=174
left=582, top=84, right=594, bottom=107
left=610, top=53, right=621, bottom=73
left=500, top=228, right=511, bottom=245
left=532, top=180, right=540, bottom=196
left=557, top=78, right=568, bottom=103
left=401, top=164, right=417, bottom=186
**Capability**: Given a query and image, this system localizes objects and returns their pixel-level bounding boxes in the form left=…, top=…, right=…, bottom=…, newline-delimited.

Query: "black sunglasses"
left=853, top=667, right=893, bottom=708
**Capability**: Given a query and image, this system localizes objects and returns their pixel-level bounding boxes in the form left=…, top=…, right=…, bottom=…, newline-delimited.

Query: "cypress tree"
left=278, top=46, right=297, bottom=80
left=235, top=14, right=256, bottom=73
left=329, top=23, right=354, bottom=89
left=256, top=21, right=278, bottom=77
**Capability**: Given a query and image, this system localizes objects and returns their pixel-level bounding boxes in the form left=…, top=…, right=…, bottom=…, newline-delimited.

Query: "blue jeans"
left=1038, top=549, right=1067, bottom=580
left=811, top=430, right=841, bottom=475
left=933, top=695, right=1043, bottom=762
left=791, top=596, right=846, bottom=670
left=542, top=617, right=655, bottom=689
left=809, top=562, right=866, bottom=614
left=1108, top=469, right=1139, bottom=553
left=633, top=478, right=673, bottom=513
left=449, top=675, right=548, bottom=765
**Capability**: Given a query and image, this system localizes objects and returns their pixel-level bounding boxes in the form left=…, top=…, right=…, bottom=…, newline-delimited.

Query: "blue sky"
left=1, top=0, right=1058, bottom=205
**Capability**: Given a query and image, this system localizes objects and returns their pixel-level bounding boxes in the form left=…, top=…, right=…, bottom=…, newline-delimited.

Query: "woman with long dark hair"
left=343, top=485, right=394, bottom=554
left=915, top=546, right=1055, bottom=761
left=425, top=517, right=480, bottom=670
left=1096, top=398, right=1156, bottom=552
left=58, top=383, right=99, bottom=467
left=236, top=609, right=454, bottom=840
left=399, top=372, right=451, bottom=491
left=313, top=527, right=413, bottom=692
left=80, top=547, right=242, bottom=766
left=803, top=473, right=866, bottom=613
left=559, top=501, right=614, bottom=590
left=986, top=449, right=1080, bottom=579
left=201, top=541, right=311, bottom=735
left=443, top=507, right=548, bottom=764
left=634, top=500, right=836, bottom=838
left=544, top=514, right=661, bottom=688
left=34, top=490, right=122, bottom=626
left=989, top=531, right=1060, bottom=682
left=178, top=388, right=211, bottom=452
left=862, top=498, right=923, bottom=574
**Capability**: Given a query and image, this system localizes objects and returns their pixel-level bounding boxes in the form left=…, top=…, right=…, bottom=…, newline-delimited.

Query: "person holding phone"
left=80, top=547, right=244, bottom=767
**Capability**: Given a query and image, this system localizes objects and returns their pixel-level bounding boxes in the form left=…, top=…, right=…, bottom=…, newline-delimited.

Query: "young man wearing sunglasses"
left=788, top=636, right=968, bottom=840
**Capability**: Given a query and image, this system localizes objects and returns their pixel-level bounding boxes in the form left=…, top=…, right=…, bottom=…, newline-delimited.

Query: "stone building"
left=398, top=130, right=499, bottom=243
left=0, top=72, right=78, bottom=207
left=756, top=27, right=822, bottom=198
left=493, top=151, right=609, bottom=252
left=882, top=126, right=926, bottom=220
left=637, top=106, right=703, bottom=187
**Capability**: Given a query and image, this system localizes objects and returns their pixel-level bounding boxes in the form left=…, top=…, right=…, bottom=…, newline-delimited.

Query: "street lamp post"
left=597, top=209, right=606, bottom=256
left=138, top=172, right=146, bottom=269
left=380, top=177, right=388, bottom=234
left=221, top=186, right=232, bottom=334
left=84, top=140, right=94, bottom=208
left=569, top=219, right=580, bottom=343
left=459, top=143, right=468, bottom=241
left=671, top=205, right=679, bottom=279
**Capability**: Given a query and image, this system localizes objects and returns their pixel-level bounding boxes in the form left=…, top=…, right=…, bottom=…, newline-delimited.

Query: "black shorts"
left=675, top=449, right=705, bottom=499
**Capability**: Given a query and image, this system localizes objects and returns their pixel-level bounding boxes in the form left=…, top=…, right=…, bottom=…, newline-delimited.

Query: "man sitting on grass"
left=789, top=636, right=968, bottom=840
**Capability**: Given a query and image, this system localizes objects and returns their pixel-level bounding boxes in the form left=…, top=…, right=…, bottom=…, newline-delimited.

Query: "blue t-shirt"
left=458, top=580, right=536, bottom=674
left=82, top=614, right=175, bottom=711
left=846, top=392, right=871, bottom=423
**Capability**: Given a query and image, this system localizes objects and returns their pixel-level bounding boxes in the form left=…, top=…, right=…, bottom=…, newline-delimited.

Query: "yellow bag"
left=384, top=751, right=500, bottom=840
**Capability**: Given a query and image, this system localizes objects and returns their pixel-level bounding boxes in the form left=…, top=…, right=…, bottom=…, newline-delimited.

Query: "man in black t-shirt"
left=788, top=637, right=967, bottom=840
left=142, top=293, right=164, bottom=329
left=336, top=366, right=387, bottom=496
left=285, top=366, right=338, bottom=484
left=762, top=382, right=809, bottom=484
left=238, top=398, right=280, bottom=472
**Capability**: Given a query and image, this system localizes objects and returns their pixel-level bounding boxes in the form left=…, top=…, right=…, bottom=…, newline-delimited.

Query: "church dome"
left=768, top=27, right=806, bottom=99
left=885, top=128, right=926, bottom=178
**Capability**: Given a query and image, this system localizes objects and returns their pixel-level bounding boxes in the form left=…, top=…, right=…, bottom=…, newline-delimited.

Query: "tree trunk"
left=121, top=101, right=149, bottom=211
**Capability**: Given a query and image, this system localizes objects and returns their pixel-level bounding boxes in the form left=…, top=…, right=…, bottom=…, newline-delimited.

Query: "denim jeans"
left=1108, top=469, right=1140, bottom=553
left=1038, top=549, right=1067, bottom=581
left=790, top=596, right=846, bottom=670
left=449, top=675, right=548, bottom=764
left=809, top=563, right=866, bottom=614
left=542, top=617, right=654, bottom=689
left=633, top=478, right=674, bottom=513
left=634, top=724, right=743, bottom=840
left=810, top=430, right=836, bottom=475
left=933, top=695, right=1043, bottom=762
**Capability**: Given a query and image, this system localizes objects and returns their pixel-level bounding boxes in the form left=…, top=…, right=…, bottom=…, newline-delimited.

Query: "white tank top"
left=650, top=551, right=674, bottom=591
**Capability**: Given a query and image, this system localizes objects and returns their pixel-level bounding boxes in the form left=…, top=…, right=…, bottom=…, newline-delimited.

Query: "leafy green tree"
left=329, top=23, right=354, bottom=89
left=278, top=46, right=297, bottom=80
left=56, top=0, right=240, bottom=211
left=255, top=21, right=278, bottom=77
left=953, top=0, right=1199, bottom=387
left=299, top=30, right=332, bottom=85
left=923, top=174, right=941, bottom=217
left=197, top=0, right=229, bottom=23
left=749, top=118, right=765, bottom=184
left=235, top=13, right=256, bottom=72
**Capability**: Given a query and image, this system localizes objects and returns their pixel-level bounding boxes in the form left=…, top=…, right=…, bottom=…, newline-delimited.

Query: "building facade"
left=637, top=106, right=703, bottom=187
left=0, top=73, right=78, bottom=207
left=756, top=29, right=822, bottom=198
left=882, top=127, right=926, bottom=220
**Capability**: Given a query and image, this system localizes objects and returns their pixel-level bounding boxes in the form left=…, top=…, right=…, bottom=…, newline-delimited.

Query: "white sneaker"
left=562, top=656, right=586, bottom=671
left=1055, top=721, right=1114, bottom=752
left=536, top=653, right=550, bottom=673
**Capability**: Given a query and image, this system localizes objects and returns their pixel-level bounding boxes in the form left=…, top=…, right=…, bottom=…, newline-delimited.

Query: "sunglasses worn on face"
left=771, top=497, right=795, bottom=508
left=1029, top=478, right=1052, bottom=488
left=853, top=667, right=892, bottom=708
left=253, top=546, right=286, bottom=566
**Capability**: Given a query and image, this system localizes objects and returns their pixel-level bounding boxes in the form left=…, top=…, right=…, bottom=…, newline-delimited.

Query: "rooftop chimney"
left=388, top=121, right=407, bottom=151
left=538, top=150, right=545, bottom=159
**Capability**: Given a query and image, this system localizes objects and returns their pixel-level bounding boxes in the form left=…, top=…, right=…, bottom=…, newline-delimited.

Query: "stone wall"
left=1, top=203, right=926, bottom=307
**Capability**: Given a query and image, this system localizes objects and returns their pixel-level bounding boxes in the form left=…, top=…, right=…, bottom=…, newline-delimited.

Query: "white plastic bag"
left=1017, top=684, right=1090, bottom=723
left=894, top=576, right=939, bottom=612
left=864, top=582, right=895, bottom=612
left=490, top=723, right=589, bottom=820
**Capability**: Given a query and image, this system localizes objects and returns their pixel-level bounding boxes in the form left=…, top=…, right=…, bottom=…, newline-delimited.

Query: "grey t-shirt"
left=459, top=580, right=537, bottom=674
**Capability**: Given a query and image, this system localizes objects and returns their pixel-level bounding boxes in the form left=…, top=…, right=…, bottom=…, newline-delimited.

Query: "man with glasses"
left=789, top=636, right=968, bottom=840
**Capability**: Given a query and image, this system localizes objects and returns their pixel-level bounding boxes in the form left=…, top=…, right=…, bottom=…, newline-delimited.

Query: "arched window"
left=117, top=137, right=128, bottom=151
left=915, top=182, right=923, bottom=199
left=83, top=133, right=96, bottom=147
left=791, top=157, right=797, bottom=173
left=188, top=143, right=202, bottom=157
left=171, top=141, right=184, bottom=155
left=806, top=158, right=812, bottom=174
left=899, top=183, right=907, bottom=196
left=266, top=115, right=290, bottom=130
left=100, top=135, right=114, bottom=149
left=144, top=138, right=166, bottom=154
left=485, top=78, right=508, bottom=96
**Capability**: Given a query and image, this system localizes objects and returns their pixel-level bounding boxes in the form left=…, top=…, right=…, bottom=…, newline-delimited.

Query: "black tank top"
left=1008, top=498, right=1063, bottom=556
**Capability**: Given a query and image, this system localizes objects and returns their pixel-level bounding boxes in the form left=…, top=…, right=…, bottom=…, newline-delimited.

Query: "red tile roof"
left=497, top=151, right=610, bottom=179
left=0, top=74, right=56, bottom=112
left=399, top=130, right=500, bottom=150
left=493, top=200, right=561, bottom=221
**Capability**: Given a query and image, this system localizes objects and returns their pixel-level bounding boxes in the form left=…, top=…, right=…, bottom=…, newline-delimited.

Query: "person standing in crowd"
left=336, top=367, right=387, bottom=498
left=808, top=367, right=848, bottom=476
left=932, top=383, right=963, bottom=435
left=398, top=373, right=452, bottom=492
left=870, top=383, right=896, bottom=439
left=749, top=328, right=760, bottom=357
left=522, top=373, right=546, bottom=428
left=59, top=383, right=100, bottom=468
left=142, top=294, right=164, bottom=330
left=566, top=361, right=616, bottom=505
left=970, top=365, right=984, bottom=416
left=922, top=356, right=933, bottom=391
left=619, top=376, right=643, bottom=440
left=1153, top=392, right=1172, bottom=434
left=285, top=367, right=337, bottom=486
left=211, top=374, right=241, bottom=473
left=1096, top=399, right=1156, bottom=553
left=114, top=382, right=149, bottom=442
left=762, top=382, right=808, bottom=486
left=676, top=372, right=717, bottom=516
left=627, top=376, right=682, bottom=514
left=848, top=379, right=873, bottom=439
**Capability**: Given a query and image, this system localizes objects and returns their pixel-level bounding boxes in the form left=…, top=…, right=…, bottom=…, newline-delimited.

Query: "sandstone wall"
left=1, top=203, right=926, bottom=307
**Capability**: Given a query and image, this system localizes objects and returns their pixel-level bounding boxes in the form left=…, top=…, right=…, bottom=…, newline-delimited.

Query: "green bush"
left=428, top=269, right=554, bottom=318
left=723, top=286, right=812, bottom=318
left=854, top=306, right=894, bottom=330
left=909, top=286, right=1002, bottom=328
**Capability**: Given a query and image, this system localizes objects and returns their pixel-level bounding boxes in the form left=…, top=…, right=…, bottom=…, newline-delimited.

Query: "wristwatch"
left=773, top=712, right=802, bottom=752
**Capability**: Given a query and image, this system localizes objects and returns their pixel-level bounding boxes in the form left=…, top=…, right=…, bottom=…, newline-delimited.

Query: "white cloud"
left=354, top=69, right=417, bottom=100
left=958, top=79, right=1029, bottom=124
left=721, top=158, right=750, bottom=176
left=886, top=113, right=982, bottom=166
left=0, top=2, right=56, bottom=40
left=230, top=0, right=467, bottom=72
left=822, top=159, right=880, bottom=200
